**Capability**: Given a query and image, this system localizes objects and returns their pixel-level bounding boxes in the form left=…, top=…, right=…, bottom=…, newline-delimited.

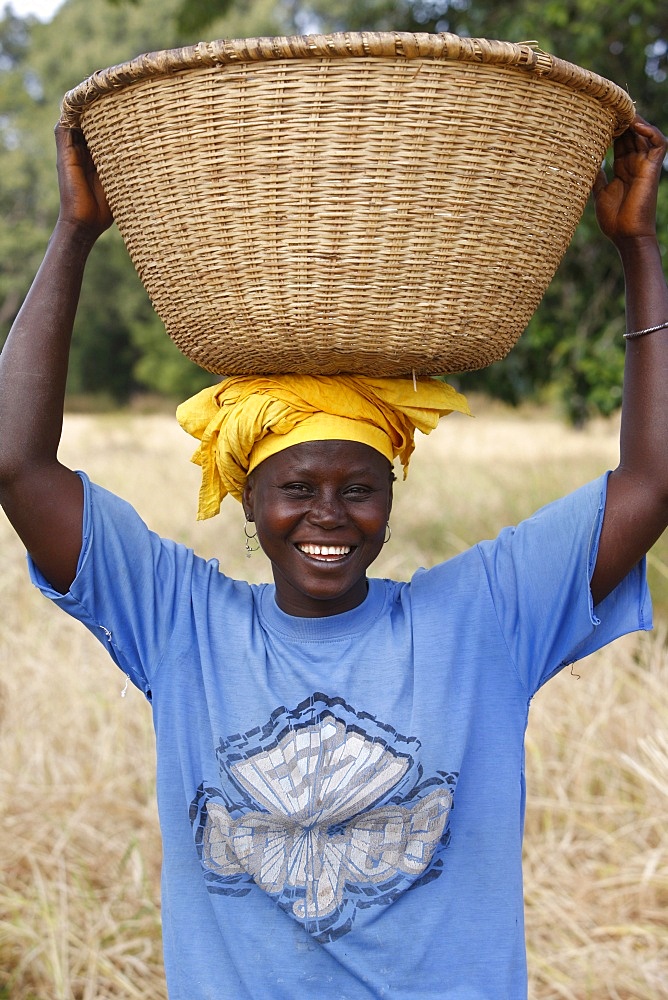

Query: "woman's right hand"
left=55, top=122, right=114, bottom=240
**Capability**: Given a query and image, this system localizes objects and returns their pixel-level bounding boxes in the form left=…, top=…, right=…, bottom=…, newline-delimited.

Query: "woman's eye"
left=282, top=483, right=311, bottom=495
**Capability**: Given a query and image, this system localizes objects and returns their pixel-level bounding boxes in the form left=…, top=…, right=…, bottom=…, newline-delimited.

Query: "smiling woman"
left=174, top=372, right=469, bottom=616
left=243, top=440, right=393, bottom=617
left=0, top=116, right=667, bottom=1000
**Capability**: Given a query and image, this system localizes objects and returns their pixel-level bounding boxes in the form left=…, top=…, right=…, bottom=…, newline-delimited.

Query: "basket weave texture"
left=61, top=32, right=635, bottom=377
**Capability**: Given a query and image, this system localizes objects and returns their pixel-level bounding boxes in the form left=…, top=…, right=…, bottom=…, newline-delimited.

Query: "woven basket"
left=61, top=32, right=635, bottom=377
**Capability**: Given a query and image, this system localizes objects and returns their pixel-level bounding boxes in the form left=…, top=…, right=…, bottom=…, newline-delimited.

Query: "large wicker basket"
left=60, top=32, right=635, bottom=377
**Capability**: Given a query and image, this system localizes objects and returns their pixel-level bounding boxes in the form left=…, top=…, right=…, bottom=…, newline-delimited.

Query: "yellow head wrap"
left=176, top=374, right=471, bottom=519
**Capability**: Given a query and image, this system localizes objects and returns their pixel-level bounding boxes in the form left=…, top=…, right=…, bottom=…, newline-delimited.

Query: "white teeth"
left=297, top=544, right=351, bottom=557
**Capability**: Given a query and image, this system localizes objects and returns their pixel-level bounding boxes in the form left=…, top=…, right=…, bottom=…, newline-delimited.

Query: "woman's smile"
left=295, top=542, right=354, bottom=560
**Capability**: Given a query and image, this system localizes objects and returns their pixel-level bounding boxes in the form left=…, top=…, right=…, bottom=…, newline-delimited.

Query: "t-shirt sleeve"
left=27, top=472, right=200, bottom=699
left=475, top=473, right=652, bottom=695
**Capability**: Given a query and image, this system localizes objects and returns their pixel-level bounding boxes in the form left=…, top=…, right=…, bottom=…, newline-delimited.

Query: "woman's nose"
left=307, top=493, right=346, bottom=527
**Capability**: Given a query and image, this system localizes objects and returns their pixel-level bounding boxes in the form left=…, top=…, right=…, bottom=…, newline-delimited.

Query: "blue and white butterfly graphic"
left=190, top=693, right=457, bottom=942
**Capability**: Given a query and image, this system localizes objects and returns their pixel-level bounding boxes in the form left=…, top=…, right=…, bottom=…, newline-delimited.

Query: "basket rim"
left=60, top=30, right=635, bottom=134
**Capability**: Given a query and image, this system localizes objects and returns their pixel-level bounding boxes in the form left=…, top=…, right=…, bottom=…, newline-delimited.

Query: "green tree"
left=0, top=0, right=214, bottom=401
left=0, top=12, right=56, bottom=331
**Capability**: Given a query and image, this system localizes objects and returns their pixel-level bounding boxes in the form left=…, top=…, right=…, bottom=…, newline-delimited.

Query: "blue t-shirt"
left=30, top=472, right=651, bottom=999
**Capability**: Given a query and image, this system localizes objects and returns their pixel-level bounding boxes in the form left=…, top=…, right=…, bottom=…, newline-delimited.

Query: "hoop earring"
left=384, top=522, right=392, bottom=544
left=244, top=518, right=260, bottom=556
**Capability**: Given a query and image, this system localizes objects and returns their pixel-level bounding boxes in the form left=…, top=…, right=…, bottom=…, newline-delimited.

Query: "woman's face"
left=243, top=439, right=393, bottom=618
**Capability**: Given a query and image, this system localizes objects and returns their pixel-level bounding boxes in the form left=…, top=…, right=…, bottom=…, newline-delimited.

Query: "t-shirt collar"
left=258, top=577, right=387, bottom=642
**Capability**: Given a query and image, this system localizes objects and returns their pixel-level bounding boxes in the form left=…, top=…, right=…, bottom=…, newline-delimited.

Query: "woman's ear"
left=242, top=478, right=254, bottom=521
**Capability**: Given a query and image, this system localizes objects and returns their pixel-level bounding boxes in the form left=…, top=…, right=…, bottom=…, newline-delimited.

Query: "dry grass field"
left=1, top=400, right=667, bottom=999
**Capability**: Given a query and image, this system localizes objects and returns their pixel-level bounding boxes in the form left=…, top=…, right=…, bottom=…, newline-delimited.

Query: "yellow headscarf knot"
left=176, top=374, right=471, bottom=519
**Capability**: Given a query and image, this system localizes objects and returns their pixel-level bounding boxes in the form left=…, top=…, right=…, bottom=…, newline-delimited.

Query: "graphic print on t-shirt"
left=189, top=692, right=458, bottom=942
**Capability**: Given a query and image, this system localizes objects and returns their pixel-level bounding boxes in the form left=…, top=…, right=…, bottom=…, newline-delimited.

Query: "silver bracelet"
left=624, top=320, right=668, bottom=340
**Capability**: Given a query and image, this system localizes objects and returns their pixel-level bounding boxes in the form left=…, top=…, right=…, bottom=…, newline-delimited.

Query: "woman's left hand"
left=593, top=116, right=666, bottom=248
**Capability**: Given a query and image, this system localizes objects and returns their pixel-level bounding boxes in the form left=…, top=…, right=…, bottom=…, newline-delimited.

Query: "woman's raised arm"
left=590, top=116, right=668, bottom=605
left=0, top=125, right=113, bottom=593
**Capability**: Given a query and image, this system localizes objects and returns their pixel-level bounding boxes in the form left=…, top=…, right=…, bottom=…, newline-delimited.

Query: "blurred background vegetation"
left=0, top=0, right=666, bottom=419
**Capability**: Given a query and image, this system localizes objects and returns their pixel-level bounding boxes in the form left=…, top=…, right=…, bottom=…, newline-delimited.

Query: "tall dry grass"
left=1, top=401, right=666, bottom=999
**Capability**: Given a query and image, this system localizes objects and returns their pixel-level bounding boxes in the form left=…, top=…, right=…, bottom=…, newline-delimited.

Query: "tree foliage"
left=0, top=0, right=211, bottom=401
left=0, top=0, right=665, bottom=416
